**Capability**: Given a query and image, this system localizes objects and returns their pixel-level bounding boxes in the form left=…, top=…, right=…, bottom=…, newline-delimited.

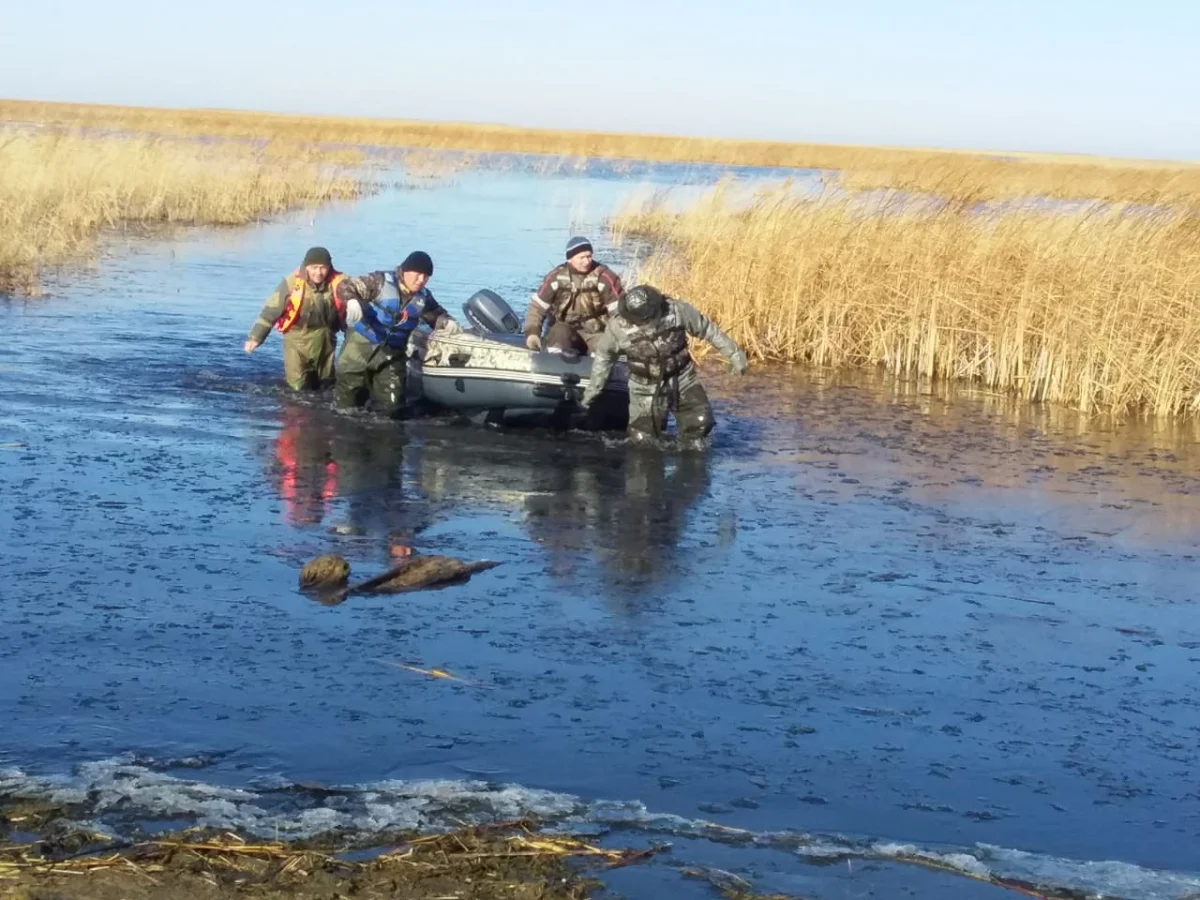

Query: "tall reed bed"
left=838, top=154, right=1200, bottom=206
left=613, top=181, right=1200, bottom=418
left=4, top=99, right=1198, bottom=205
left=0, top=129, right=362, bottom=293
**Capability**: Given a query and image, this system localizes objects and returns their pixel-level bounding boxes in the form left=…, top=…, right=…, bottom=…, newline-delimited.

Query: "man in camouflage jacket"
left=580, top=284, right=748, bottom=445
left=524, top=236, right=624, bottom=355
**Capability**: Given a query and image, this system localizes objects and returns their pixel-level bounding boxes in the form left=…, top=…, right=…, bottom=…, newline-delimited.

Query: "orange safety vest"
left=276, top=271, right=347, bottom=333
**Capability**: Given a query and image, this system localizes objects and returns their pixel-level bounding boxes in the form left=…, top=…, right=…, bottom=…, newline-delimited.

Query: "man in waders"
left=334, top=250, right=462, bottom=418
left=244, top=246, right=347, bottom=391
left=524, top=236, right=625, bottom=355
left=579, top=284, right=748, bottom=446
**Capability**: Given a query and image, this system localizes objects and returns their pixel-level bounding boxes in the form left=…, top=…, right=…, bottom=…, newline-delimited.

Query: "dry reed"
left=0, top=818, right=656, bottom=899
left=613, top=180, right=1200, bottom=418
left=837, top=152, right=1200, bottom=206
left=0, top=128, right=362, bottom=294
left=3, top=98, right=1198, bottom=205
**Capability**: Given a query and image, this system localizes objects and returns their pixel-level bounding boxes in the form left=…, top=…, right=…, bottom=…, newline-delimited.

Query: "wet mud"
left=2, top=163, right=1200, bottom=899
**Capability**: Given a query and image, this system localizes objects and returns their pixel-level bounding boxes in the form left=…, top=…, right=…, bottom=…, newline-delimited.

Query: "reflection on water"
left=414, top=429, right=727, bottom=603
left=523, top=450, right=717, bottom=600
left=256, top=399, right=431, bottom=565
left=265, top=401, right=340, bottom=528
left=254, top=400, right=725, bottom=596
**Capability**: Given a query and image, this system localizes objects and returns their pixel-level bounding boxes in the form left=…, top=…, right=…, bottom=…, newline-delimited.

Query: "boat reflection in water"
left=258, top=379, right=731, bottom=604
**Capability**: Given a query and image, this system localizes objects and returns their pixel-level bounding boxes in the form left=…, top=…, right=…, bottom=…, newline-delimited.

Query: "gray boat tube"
left=406, top=289, right=629, bottom=430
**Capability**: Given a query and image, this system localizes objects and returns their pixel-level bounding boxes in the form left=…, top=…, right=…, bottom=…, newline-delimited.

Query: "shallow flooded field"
left=2, top=160, right=1199, bottom=899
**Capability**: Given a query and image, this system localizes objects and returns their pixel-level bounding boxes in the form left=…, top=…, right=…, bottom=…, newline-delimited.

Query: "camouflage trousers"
left=335, top=333, right=408, bottom=418
left=282, top=327, right=337, bottom=391
left=627, top=369, right=714, bottom=444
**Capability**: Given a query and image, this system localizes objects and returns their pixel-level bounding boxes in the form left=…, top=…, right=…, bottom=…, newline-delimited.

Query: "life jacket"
left=542, top=264, right=617, bottom=332
left=350, top=271, right=434, bottom=349
left=275, top=271, right=347, bottom=333
left=622, top=302, right=692, bottom=382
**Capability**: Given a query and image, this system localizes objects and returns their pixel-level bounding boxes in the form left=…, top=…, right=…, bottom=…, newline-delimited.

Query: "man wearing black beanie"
left=333, top=251, right=462, bottom=418
left=244, top=246, right=347, bottom=391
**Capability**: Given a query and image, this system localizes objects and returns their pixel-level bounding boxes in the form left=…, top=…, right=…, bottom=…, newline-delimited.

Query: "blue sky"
left=2, top=0, right=1197, bottom=161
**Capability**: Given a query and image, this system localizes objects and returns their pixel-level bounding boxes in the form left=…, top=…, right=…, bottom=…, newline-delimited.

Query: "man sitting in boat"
left=243, top=246, right=347, bottom=391
left=580, top=284, right=748, bottom=445
left=333, top=251, right=463, bottom=418
left=524, top=236, right=625, bottom=355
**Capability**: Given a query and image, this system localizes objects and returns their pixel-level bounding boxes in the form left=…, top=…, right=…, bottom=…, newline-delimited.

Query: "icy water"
left=2, top=160, right=1200, bottom=900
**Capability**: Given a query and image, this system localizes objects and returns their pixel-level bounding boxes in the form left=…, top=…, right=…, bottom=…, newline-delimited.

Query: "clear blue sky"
left=3, top=0, right=1197, bottom=161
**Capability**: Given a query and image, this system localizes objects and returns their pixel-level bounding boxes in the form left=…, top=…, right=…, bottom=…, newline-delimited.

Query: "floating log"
left=300, top=553, right=500, bottom=606
left=358, top=555, right=501, bottom=594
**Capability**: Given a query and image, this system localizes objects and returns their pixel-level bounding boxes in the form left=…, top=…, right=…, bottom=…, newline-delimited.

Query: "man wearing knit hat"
left=333, top=250, right=463, bottom=418
left=524, top=236, right=625, bottom=355
left=244, top=246, right=348, bottom=391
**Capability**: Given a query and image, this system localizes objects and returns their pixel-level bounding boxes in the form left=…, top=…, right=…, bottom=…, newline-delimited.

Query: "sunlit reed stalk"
left=4, top=99, right=1198, bottom=205
left=612, top=180, right=1200, bottom=418
left=0, top=129, right=362, bottom=294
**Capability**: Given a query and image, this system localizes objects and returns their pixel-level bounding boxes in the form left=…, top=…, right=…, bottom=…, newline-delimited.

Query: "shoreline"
left=0, top=797, right=657, bottom=900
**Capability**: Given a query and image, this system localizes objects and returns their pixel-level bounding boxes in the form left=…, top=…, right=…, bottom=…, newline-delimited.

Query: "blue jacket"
left=352, top=271, right=440, bottom=349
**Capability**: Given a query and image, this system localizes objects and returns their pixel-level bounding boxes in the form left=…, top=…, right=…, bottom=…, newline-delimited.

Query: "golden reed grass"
left=836, top=153, right=1200, bottom=206
left=0, top=128, right=361, bottom=293
left=613, top=180, right=1200, bottom=418
left=3, top=98, right=1198, bottom=204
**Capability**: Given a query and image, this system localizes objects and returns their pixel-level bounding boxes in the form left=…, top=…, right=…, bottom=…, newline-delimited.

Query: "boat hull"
left=407, top=330, right=629, bottom=430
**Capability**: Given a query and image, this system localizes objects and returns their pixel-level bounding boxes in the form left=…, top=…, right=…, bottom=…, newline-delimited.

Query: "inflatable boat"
left=406, top=289, right=630, bottom=430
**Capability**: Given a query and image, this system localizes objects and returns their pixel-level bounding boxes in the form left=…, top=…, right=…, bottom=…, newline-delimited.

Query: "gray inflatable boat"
left=406, top=289, right=630, bottom=430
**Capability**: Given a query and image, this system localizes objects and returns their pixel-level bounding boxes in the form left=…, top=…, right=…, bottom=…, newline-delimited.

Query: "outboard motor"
left=463, top=289, right=521, bottom=334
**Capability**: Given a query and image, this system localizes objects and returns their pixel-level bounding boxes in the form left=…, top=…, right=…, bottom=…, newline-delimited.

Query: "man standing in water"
left=334, top=250, right=462, bottom=418
left=244, top=246, right=347, bottom=391
left=524, top=236, right=625, bottom=355
left=579, top=284, right=748, bottom=446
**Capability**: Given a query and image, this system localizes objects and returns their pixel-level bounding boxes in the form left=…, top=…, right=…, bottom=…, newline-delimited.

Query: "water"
left=2, top=160, right=1200, bottom=899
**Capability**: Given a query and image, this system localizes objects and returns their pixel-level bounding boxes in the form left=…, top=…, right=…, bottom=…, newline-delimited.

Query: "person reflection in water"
left=408, top=431, right=721, bottom=605
left=327, top=417, right=435, bottom=565
left=271, top=402, right=339, bottom=527
left=523, top=447, right=716, bottom=601
left=602, top=450, right=714, bottom=589
left=266, top=402, right=434, bottom=560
